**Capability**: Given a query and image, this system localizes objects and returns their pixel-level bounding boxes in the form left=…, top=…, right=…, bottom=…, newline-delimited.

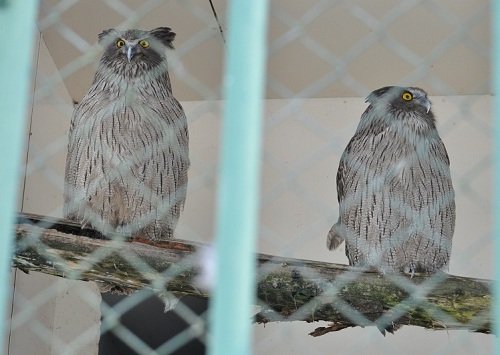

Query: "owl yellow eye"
left=402, top=92, right=413, bottom=101
left=139, top=40, right=150, bottom=48
left=116, top=39, right=125, bottom=48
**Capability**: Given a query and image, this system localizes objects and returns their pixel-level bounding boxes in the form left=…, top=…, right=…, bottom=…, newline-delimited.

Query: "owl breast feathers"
left=327, top=86, right=455, bottom=275
left=63, top=27, right=189, bottom=241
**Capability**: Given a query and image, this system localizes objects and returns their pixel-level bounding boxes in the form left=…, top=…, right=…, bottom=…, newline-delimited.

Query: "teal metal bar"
left=209, top=0, right=268, bottom=354
left=0, top=0, right=39, bottom=346
left=494, top=0, right=500, bottom=349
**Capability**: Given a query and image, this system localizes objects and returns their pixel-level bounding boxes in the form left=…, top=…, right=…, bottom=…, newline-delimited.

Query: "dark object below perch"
left=14, top=213, right=492, bottom=336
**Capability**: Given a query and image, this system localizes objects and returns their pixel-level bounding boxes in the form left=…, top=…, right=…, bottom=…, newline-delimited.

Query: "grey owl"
left=64, top=27, right=189, bottom=241
left=327, top=86, right=455, bottom=274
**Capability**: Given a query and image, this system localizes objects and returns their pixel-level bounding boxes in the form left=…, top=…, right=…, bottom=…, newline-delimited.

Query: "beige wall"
left=13, top=28, right=493, bottom=355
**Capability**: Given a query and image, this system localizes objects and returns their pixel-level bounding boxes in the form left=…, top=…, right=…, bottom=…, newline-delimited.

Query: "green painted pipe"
left=0, top=0, right=39, bottom=348
left=209, top=1, right=269, bottom=354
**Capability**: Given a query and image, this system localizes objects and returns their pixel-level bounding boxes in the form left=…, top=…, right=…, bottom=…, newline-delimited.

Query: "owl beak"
left=425, top=99, right=431, bottom=113
left=418, top=96, right=432, bottom=113
left=126, top=44, right=137, bottom=62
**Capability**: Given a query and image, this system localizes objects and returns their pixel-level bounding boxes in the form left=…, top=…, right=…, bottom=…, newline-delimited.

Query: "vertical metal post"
left=209, top=0, right=268, bottom=354
left=493, top=0, right=500, bottom=349
left=0, top=0, right=39, bottom=346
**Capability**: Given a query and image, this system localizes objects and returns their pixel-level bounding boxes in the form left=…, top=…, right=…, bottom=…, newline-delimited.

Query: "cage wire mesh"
left=9, top=0, right=493, bottom=354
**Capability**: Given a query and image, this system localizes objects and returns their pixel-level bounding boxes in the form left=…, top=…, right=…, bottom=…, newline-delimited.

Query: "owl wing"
left=145, top=97, right=189, bottom=235
left=327, top=136, right=360, bottom=251
left=64, top=97, right=115, bottom=228
left=336, top=116, right=384, bottom=204
left=432, top=136, right=451, bottom=166
left=328, top=131, right=364, bottom=251
left=167, top=98, right=190, bottom=214
left=336, top=149, right=348, bottom=204
left=63, top=102, right=90, bottom=221
left=328, top=109, right=387, bottom=253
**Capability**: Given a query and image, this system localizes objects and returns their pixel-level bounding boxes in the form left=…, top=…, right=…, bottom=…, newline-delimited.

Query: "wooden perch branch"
left=14, top=213, right=492, bottom=336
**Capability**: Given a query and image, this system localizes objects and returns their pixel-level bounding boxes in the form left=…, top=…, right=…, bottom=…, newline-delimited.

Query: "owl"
left=327, top=86, right=455, bottom=275
left=63, top=27, right=189, bottom=241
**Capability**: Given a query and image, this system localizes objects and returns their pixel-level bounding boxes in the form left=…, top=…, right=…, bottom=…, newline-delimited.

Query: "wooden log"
left=14, top=213, right=492, bottom=336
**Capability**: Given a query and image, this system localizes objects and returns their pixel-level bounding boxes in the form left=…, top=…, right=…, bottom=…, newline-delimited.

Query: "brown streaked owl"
left=64, top=27, right=189, bottom=241
left=327, top=86, right=455, bottom=275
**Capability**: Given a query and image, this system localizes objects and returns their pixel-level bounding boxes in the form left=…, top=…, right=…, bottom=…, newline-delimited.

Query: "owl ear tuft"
left=149, top=27, right=176, bottom=49
left=98, top=29, right=118, bottom=44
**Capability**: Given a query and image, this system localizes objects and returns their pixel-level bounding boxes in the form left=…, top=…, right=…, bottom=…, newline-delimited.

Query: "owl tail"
left=326, top=223, right=345, bottom=250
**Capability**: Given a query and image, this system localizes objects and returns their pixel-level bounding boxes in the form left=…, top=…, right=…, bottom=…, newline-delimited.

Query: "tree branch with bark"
left=13, top=213, right=492, bottom=336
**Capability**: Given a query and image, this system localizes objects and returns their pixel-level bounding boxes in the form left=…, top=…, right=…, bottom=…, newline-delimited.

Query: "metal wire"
left=3, top=0, right=494, bottom=354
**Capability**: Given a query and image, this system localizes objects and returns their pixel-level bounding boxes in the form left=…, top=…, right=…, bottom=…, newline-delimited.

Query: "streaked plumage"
left=64, top=27, right=189, bottom=241
left=327, top=86, right=455, bottom=274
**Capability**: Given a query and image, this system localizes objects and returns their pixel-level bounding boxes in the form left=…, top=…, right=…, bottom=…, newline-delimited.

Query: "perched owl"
left=327, top=86, right=455, bottom=275
left=64, top=27, right=189, bottom=241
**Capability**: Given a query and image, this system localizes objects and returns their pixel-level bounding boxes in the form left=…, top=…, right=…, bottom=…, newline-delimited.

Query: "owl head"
left=98, top=27, right=176, bottom=72
left=366, top=86, right=432, bottom=115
